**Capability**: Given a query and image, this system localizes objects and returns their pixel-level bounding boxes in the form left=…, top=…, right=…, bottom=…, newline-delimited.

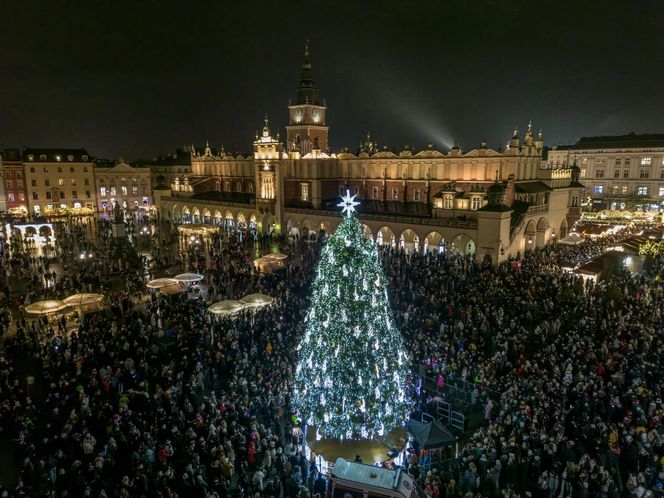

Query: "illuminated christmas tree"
left=293, top=191, right=411, bottom=440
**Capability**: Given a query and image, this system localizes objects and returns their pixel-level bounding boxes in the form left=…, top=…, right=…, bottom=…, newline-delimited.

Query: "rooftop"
left=560, top=132, right=664, bottom=150
left=24, top=148, right=92, bottom=162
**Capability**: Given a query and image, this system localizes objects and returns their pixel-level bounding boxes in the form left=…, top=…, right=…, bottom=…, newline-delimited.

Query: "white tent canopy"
left=208, top=300, right=246, bottom=315
left=240, top=293, right=275, bottom=308
left=25, top=300, right=68, bottom=315
left=63, top=293, right=103, bottom=307
left=559, top=232, right=585, bottom=245
left=147, top=278, right=178, bottom=289
left=264, top=252, right=288, bottom=261
left=173, top=273, right=204, bottom=283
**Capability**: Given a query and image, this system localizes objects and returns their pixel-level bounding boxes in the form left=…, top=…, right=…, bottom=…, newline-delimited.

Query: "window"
left=580, top=169, right=587, bottom=178
left=83, top=167, right=88, bottom=172
left=16, top=171, right=22, bottom=178
left=593, top=185, right=604, bottom=194
left=27, top=155, right=34, bottom=161
left=60, top=203, right=66, bottom=209
left=57, top=166, right=62, bottom=173
left=33, top=205, right=40, bottom=214
left=414, top=188, right=421, bottom=201
left=225, top=182, right=230, bottom=191
left=58, top=178, right=64, bottom=186
left=32, top=192, right=38, bottom=200
left=595, top=170, right=604, bottom=178
left=301, top=183, right=309, bottom=201
left=236, top=182, right=242, bottom=192
left=4, top=180, right=11, bottom=189
left=71, top=178, right=76, bottom=186
left=29, top=167, right=35, bottom=173
left=613, top=170, right=620, bottom=178
left=471, top=196, right=481, bottom=210
left=110, top=187, right=116, bottom=196
left=640, top=169, right=650, bottom=179
left=46, top=192, right=52, bottom=199
left=85, top=191, right=91, bottom=198
left=353, top=186, right=360, bottom=195
left=637, top=186, right=648, bottom=196
left=72, top=191, right=78, bottom=198
left=132, top=186, right=138, bottom=195
left=623, top=170, right=629, bottom=178
left=55, top=155, right=61, bottom=162
left=392, top=188, right=398, bottom=200
left=100, top=187, right=106, bottom=197
left=121, top=186, right=127, bottom=195
left=69, top=167, right=75, bottom=173
left=84, top=178, right=89, bottom=186
left=622, top=185, right=628, bottom=194
left=444, top=195, right=453, bottom=209
left=131, top=177, right=137, bottom=183
left=248, top=183, right=254, bottom=193
left=641, top=157, right=651, bottom=165
left=612, top=185, right=620, bottom=194
left=338, top=185, right=346, bottom=196
left=7, top=192, right=14, bottom=202
left=625, top=158, right=631, bottom=165
left=59, top=191, right=65, bottom=199
left=18, top=192, right=24, bottom=201
left=43, top=167, right=48, bottom=173
left=659, top=187, right=664, bottom=197
left=372, top=186, right=379, bottom=199
left=661, top=169, right=664, bottom=179
left=615, top=158, right=621, bottom=166
left=16, top=180, right=23, bottom=189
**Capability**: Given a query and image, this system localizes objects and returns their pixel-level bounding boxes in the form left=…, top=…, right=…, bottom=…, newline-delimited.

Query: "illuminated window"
left=121, top=186, right=127, bottom=195
left=18, top=192, right=24, bottom=201
left=110, top=187, right=116, bottom=196
left=612, top=185, right=619, bottom=194
left=593, top=185, right=603, bottom=194
left=300, top=183, right=309, bottom=201
left=621, top=185, right=628, bottom=194
left=641, top=157, right=651, bottom=165
left=580, top=169, right=587, bottom=178
left=71, top=178, right=76, bottom=186
left=7, top=192, right=14, bottom=202
left=392, top=188, right=398, bottom=200
left=637, top=186, right=648, bottom=196
left=444, top=195, right=453, bottom=209
left=132, top=186, right=138, bottom=195
left=100, top=187, right=106, bottom=197
left=659, top=187, right=664, bottom=197
left=55, top=155, right=61, bottom=161
left=471, top=196, right=481, bottom=210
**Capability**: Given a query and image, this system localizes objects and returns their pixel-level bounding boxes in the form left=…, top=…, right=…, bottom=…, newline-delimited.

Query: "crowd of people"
left=0, top=217, right=662, bottom=497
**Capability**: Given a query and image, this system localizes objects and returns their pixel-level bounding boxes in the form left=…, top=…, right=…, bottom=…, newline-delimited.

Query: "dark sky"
left=1, top=0, right=663, bottom=160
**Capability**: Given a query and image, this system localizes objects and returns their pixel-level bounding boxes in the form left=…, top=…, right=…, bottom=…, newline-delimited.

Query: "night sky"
left=1, top=0, right=663, bottom=160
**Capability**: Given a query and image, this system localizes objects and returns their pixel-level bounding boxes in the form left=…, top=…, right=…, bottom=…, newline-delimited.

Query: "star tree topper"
left=337, top=189, right=360, bottom=217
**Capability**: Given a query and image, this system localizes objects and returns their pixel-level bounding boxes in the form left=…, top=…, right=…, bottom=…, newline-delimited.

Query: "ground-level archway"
left=424, top=231, right=445, bottom=254
left=376, top=226, right=396, bottom=247
left=450, top=233, right=476, bottom=256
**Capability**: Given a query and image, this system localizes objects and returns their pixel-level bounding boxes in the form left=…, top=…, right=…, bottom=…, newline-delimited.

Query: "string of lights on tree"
left=293, top=191, right=411, bottom=440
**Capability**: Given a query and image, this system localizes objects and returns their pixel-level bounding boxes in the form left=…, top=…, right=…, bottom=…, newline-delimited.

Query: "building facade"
left=23, top=148, right=97, bottom=217
left=93, top=159, right=152, bottom=217
left=547, top=134, right=664, bottom=212
left=155, top=45, right=584, bottom=264
left=1, top=149, right=25, bottom=215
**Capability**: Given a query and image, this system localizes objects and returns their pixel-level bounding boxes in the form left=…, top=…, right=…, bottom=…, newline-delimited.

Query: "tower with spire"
left=286, top=41, right=329, bottom=155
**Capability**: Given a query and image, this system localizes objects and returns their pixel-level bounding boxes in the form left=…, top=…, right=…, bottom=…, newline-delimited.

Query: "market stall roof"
left=558, top=232, right=585, bottom=245
left=159, top=284, right=185, bottom=295
left=240, top=293, right=275, bottom=308
left=63, top=293, right=103, bottom=307
left=264, top=252, right=288, bottom=261
left=406, top=419, right=457, bottom=449
left=208, top=300, right=246, bottom=315
left=25, top=300, right=68, bottom=315
left=173, top=273, right=204, bottom=283
left=147, top=278, right=178, bottom=289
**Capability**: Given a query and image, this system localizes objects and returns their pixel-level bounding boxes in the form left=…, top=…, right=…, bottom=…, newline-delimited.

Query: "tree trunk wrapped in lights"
left=293, top=191, right=411, bottom=440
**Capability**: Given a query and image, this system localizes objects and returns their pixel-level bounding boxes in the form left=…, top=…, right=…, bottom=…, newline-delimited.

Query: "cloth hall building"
left=156, top=45, right=584, bottom=264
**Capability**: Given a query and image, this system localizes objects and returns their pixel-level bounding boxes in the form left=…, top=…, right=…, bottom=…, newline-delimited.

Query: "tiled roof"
left=24, top=148, right=92, bottom=162
left=569, top=133, right=664, bottom=150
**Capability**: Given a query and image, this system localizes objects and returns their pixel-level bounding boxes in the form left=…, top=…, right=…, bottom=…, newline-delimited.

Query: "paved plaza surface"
left=0, top=217, right=662, bottom=497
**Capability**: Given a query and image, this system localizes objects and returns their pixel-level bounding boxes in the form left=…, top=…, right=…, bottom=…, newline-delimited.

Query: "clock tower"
left=286, top=41, right=329, bottom=155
